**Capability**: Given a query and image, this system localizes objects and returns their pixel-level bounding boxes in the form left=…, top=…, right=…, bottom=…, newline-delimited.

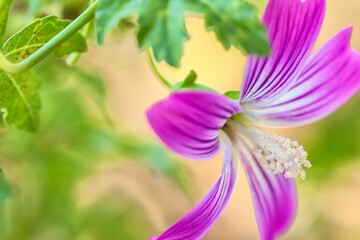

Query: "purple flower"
left=147, top=0, right=360, bottom=239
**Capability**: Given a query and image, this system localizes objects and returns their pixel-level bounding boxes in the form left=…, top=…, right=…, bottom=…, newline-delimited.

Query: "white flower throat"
left=223, top=116, right=311, bottom=180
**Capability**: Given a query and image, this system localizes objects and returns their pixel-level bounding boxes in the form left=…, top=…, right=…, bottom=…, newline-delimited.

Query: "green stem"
left=66, top=0, right=96, bottom=66
left=146, top=49, right=172, bottom=89
left=0, top=1, right=99, bottom=74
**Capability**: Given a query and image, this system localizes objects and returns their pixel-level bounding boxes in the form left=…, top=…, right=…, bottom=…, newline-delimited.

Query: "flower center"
left=252, top=133, right=311, bottom=179
left=223, top=117, right=311, bottom=179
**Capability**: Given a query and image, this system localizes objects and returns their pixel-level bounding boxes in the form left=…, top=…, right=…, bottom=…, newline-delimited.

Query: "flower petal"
left=151, top=139, right=238, bottom=240
left=241, top=0, right=325, bottom=104
left=239, top=141, right=297, bottom=240
left=243, top=28, right=360, bottom=127
left=147, top=91, right=242, bottom=160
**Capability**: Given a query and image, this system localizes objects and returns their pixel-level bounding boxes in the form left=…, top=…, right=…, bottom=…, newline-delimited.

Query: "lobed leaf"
left=2, top=15, right=87, bottom=63
left=96, top=0, right=190, bottom=66
left=95, top=0, right=269, bottom=67
left=0, top=70, right=41, bottom=131
left=137, top=0, right=189, bottom=67
left=185, top=0, right=270, bottom=56
left=0, top=15, right=88, bottom=131
left=95, top=0, right=142, bottom=45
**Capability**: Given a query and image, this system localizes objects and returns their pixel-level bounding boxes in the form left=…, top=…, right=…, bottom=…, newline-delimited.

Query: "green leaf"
left=2, top=15, right=87, bottom=63
left=182, top=70, right=197, bottom=86
left=95, top=0, right=142, bottom=45
left=224, top=90, right=240, bottom=100
left=170, top=70, right=217, bottom=92
left=0, top=70, right=41, bottom=131
left=185, top=0, right=270, bottom=56
left=137, top=0, right=189, bottom=67
left=171, top=81, right=215, bottom=92
left=0, top=0, right=13, bottom=42
left=95, top=0, right=268, bottom=67
left=0, top=170, right=11, bottom=202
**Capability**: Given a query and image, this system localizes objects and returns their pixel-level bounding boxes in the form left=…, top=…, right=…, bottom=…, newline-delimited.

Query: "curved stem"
left=0, top=53, right=18, bottom=73
left=0, top=1, right=99, bottom=74
left=146, top=49, right=172, bottom=89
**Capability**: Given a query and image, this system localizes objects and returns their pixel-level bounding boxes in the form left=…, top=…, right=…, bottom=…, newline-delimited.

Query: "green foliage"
left=182, top=70, right=197, bottom=86
left=0, top=0, right=359, bottom=239
left=137, top=0, right=189, bottom=67
left=79, top=199, right=152, bottom=239
left=3, top=15, right=87, bottom=63
left=95, top=0, right=270, bottom=67
left=171, top=70, right=216, bottom=92
left=0, top=0, right=13, bottom=42
left=25, top=0, right=89, bottom=22
left=0, top=59, right=188, bottom=239
left=224, top=90, right=240, bottom=100
left=95, top=0, right=141, bottom=45
left=0, top=14, right=89, bottom=132
left=0, top=71, right=41, bottom=131
left=38, top=59, right=188, bottom=188
left=0, top=170, right=11, bottom=203
left=186, top=0, right=270, bottom=55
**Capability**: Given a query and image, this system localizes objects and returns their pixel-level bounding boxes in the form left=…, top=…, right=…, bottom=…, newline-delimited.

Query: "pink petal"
left=151, top=141, right=238, bottom=240
left=241, top=0, right=325, bottom=104
left=147, top=91, right=242, bottom=160
left=244, top=28, right=360, bottom=127
left=239, top=142, right=297, bottom=240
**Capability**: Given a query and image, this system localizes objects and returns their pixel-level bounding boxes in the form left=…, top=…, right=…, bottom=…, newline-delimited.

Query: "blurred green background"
left=0, top=0, right=360, bottom=239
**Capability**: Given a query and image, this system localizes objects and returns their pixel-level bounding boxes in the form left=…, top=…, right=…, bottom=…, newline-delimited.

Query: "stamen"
left=224, top=118, right=311, bottom=180
left=252, top=133, right=311, bottom=180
